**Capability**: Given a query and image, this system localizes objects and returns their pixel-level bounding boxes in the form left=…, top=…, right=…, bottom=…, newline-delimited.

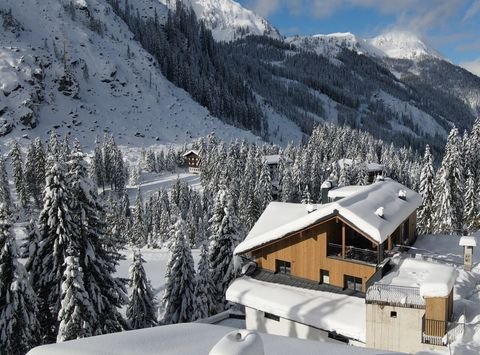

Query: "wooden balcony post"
left=342, top=223, right=346, bottom=258
left=388, top=236, right=392, bottom=251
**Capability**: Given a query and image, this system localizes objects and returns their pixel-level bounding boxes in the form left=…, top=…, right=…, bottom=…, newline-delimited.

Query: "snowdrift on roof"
left=235, top=179, right=421, bottom=254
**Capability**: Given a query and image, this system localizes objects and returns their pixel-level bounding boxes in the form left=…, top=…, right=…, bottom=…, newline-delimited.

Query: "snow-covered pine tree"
left=67, top=147, right=127, bottom=335
left=0, top=158, right=12, bottom=213
left=417, top=145, right=436, bottom=235
left=131, top=189, right=146, bottom=247
left=162, top=218, right=196, bottom=324
left=0, top=204, right=39, bottom=354
left=27, top=160, right=78, bottom=343
left=57, top=254, right=95, bottom=342
left=208, top=187, right=241, bottom=311
left=144, top=149, right=157, bottom=173
left=463, top=170, right=479, bottom=232
left=19, top=219, right=39, bottom=260
left=9, top=141, right=28, bottom=207
left=24, top=139, right=45, bottom=207
left=127, top=251, right=157, bottom=329
left=301, top=185, right=313, bottom=206
left=91, top=137, right=105, bottom=191
left=255, top=160, right=272, bottom=212
left=245, top=187, right=260, bottom=231
left=433, top=128, right=464, bottom=234
left=281, top=166, right=294, bottom=202
left=192, top=242, right=216, bottom=320
left=356, top=161, right=369, bottom=186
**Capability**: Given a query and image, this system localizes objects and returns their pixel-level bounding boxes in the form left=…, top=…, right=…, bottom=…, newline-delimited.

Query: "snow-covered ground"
left=123, top=170, right=202, bottom=204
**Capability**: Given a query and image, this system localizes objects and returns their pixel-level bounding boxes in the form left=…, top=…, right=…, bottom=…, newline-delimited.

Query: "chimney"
left=320, top=175, right=336, bottom=204
left=209, top=330, right=264, bottom=355
left=375, top=207, right=384, bottom=218
left=459, top=236, right=476, bottom=271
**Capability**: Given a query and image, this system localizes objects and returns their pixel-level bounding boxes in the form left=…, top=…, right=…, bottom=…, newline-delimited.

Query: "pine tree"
left=162, top=218, right=196, bottom=324
left=9, top=141, right=28, bottom=207
left=192, top=243, right=216, bottom=320
left=0, top=204, right=39, bottom=354
left=463, top=170, right=479, bottom=232
left=208, top=187, right=241, bottom=311
left=91, top=137, right=105, bottom=190
left=0, top=158, right=12, bottom=213
left=127, top=251, right=157, bottom=329
left=131, top=189, right=146, bottom=247
left=256, top=160, right=272, bottom=212
left=57, top=254, right=95, bottom=342
left=417, top=145, right=436, bottom=235
left=433, top=128, right=464, bottom=234
left=67, top=148, right=127, bottom=335
left=27, top=161, right=78, bottom=343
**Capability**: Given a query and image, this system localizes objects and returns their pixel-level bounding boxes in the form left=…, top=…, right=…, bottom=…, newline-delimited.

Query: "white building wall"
left=244, top=307, right=332, bottom=343
left=366, top=304, right=424, bottom=353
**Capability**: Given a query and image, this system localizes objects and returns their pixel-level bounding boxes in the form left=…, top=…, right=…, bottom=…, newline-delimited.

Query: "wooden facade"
left=183, top=151, right=200, bottom=173
left=423, top=290, right=454, bottom=337
left=249, top=212, right=417, bottom=293
left=184, top=152, right=200, bottom=168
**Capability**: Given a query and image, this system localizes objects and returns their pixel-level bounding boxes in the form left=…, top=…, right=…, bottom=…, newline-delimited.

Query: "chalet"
left=337, top=158, right=384, bottom=183
left=183, top=150, right=200, bottom=174
left=263, top=154, right=282, bottom=182
left=227, top=179, right=427, bottom=346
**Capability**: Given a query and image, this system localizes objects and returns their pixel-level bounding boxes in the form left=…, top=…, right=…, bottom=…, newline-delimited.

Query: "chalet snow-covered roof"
left=368, top=258, right=457, bottom=299
left=234, top=179, right=421, bottom=254
left=263, top=154, right=280, bottom=165
left=338, top=158, right=384, bottom=172
left=182, top=149, right=200, bottom=157
left=226, top=277, right=366, bottom=342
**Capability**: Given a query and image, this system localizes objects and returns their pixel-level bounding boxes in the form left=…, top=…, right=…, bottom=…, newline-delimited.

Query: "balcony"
left=328, top=243, right=378, bottom=265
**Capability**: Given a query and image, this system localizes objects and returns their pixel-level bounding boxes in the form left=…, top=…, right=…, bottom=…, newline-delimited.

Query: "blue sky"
left=237, top=0, right=480, bottom=75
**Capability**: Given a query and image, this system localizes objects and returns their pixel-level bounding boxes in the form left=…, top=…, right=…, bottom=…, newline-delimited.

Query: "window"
left=275, top=259, right=291, bottom=274
left=390, top=311, right=397, bottom=318
left=320, top=269, right=330, bottom=284
left=265, top=312, right=280, bottom=322
left=344, top=275, right=362, bottom=292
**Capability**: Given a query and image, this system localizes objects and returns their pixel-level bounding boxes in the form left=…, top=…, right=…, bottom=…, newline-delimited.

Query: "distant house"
left=263, top=154, right=291, bottom=199
left=182, top=150, right=200, bottom=174
left=263, top=154, right=282, bottom=182
left=338, top=158, right=384, bottom=183
left=227, top=179, right=423, bottom=345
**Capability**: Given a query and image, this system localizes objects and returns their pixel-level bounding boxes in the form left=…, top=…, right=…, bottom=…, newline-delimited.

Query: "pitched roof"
left=338, top=158, right=384, bottom=172
left=234, top=179, right=421, bottom=255
left=182, top=149, right=200, bottom=157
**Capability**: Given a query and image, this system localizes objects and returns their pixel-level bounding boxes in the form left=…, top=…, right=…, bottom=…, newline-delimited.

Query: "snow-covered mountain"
left=0, top=0, right=275, bottom=149
left=160, top=0, right=281, bottom=42
left=288, top=31, right=441, bottom=61
left=287, top=32, right=384, bottom=58
left=368, top=31, right=442, bottom=60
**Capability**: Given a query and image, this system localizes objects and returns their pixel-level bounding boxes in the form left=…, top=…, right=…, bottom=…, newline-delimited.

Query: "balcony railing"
left=366, top=284, right=425, bottom=308
left=421, top=318, right=465, bottom=346
left=422, top=318, right=447, bottom=346
left=328, top=243, right=378, bottom=264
